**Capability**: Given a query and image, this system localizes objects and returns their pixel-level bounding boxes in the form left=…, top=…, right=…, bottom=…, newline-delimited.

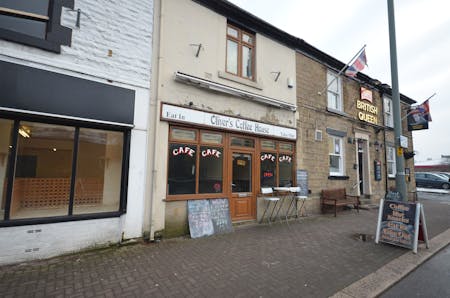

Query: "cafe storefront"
left=159, top=103, right=296, bottom=235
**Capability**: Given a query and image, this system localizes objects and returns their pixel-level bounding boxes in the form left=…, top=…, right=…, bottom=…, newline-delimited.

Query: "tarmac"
left=0, top=196, right=449, bottom=298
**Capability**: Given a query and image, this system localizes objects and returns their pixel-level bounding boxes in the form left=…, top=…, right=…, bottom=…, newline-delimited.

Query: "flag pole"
left=318, top=44, right=366, bottom=95
left=401, top=92, right=436, bottom=121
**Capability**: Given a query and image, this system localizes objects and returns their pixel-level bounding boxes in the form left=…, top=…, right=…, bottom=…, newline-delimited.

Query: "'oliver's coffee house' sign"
left=357, top=87, right=378, bottom=125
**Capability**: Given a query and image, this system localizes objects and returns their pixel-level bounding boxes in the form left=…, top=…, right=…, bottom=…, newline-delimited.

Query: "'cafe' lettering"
left=172, top=146, right=195, bottom=157
left=201, top=148, right=221, bottom=158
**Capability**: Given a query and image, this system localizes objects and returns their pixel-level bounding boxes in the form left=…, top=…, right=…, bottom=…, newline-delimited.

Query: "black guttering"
left=192, top=0, right=416, bottom=105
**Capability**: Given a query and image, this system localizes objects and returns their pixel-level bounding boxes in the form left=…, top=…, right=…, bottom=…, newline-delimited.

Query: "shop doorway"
left=230, top=152, right=256, bottom=221
left=358, top=140, right=365, bottom=194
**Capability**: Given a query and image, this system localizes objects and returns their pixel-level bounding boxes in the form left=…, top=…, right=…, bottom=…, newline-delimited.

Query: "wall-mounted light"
left=374, top=141, right=382, bottom=152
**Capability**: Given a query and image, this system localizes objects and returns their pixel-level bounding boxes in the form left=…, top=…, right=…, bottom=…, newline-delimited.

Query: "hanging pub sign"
left=375, top=199, right=429, bottom=253
left=407, top=107, right=429, bottom=131
left=356, top=87, right=378, bottom=125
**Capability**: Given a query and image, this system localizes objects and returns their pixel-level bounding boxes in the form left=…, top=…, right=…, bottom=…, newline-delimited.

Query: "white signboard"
left=399, top=135, right=408, bottom=149
left=161, top=104, right=297, bottom=140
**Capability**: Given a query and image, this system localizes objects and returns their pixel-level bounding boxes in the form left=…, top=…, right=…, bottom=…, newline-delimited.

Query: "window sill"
left=328, top=175, right=350, bottom=180
left=165, top=193, right=226, bottom=202
left=326, top=107, right=349, bottom=117
left=218, top=71, right=263, bottom=90
left=0, top=211, right=123, bottom=227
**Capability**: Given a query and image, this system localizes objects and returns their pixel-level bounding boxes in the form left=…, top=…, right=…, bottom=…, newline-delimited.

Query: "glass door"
left=230, top=152, right=255, bottom=220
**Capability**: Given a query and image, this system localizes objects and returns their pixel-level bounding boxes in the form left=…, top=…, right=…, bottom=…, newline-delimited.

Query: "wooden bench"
left=321, top=188, right=360, bottom=217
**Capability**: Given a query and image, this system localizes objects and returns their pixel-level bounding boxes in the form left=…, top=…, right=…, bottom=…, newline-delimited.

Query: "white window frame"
left=327, top=71, right=343, bottom=112
left=387, top=146, right=396, bottom=178
left=329, top=135, right=344, bottom=176
left=384, top=96, right=394, bottom=128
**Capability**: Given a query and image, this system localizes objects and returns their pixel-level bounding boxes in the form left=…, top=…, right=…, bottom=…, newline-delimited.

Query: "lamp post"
left=387, top=0, right=407, bottom=201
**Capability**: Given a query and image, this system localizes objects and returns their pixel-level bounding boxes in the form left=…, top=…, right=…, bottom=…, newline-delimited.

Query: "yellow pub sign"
left=357, top=87, right=378, bottom=125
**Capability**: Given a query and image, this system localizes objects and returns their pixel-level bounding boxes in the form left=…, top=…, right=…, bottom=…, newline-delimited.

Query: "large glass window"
left=259, top=140, right=295, bottom=188
left=279, top=154, right=293, bottom=187
left=73, top=129, right=123, bottom=214
left=260, top=152, right=276, bottom=187
left=168, top=143, right=197, bottom=195
left=226, top=24, right=255, bottom=80
left=0, top=118, right=128, bottom=223
left=167, top=127, right=225, bottom=197
left=327, top=72, right=342, bottom=111
left=0, top=119, right=14, bottom=220
left=11, top=122, right=75, bottom=219
left=329, top=135, right=344, bottom=176
left=199, top=146, right=223, bottom=193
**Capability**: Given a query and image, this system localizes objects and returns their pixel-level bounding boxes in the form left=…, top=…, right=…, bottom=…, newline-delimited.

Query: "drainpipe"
left=143, top=0, right=164, bottom=241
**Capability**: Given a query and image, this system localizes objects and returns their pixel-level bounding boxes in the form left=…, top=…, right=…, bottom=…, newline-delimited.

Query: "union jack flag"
left=345, top=49, right=367, bottom=77
left=417, top=99, right=432, bottom=121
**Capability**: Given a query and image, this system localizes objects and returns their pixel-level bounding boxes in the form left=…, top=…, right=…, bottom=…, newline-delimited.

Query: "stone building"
left=295, top=47, right=416, bottom=212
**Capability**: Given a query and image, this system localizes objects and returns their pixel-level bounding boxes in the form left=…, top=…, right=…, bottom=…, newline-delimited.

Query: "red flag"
left=345, top=49, right=367, bottom=77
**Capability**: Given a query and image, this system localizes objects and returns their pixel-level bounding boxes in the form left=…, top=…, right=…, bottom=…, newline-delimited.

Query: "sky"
left=229, top=0, right=450, bottom=162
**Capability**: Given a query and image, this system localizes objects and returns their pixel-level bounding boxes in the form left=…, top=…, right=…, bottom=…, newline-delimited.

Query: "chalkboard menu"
left=376, top=199, right=419, bottom=250
left=210, top=198, right=233, bottom=234
left=296, top=170, right=308, bottom=197
left=188, top=198, right=233, bottom=239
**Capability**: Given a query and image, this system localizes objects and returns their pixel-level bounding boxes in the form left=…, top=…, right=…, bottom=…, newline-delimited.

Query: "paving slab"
left=0, top=198, right=449, bottom=298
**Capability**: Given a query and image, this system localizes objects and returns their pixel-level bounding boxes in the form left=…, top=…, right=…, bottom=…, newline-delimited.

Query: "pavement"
left=0, top=196, right=449, bottom=298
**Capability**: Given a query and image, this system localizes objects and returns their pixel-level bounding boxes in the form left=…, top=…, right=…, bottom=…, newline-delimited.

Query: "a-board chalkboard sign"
left=210, top=198, right=233, bottom=234
left=375, top=199, right=423, bottom=253
left=188, top=198, right=233, bottom=238
left=296, top=170, right=308, bottom=197
left=188, top=200, right=214, bottom=239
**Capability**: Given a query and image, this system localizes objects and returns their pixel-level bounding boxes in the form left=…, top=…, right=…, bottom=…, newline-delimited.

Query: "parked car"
left=437, top=172, right=450, bottom=179
left=415, top=172, right=450, bottom=189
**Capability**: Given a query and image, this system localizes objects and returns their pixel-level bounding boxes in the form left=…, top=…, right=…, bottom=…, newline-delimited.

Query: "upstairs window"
left=327, top=72, right=342, bottom=111
left=384, top=96, right=394, bottom=128
left=226, top=24, right=255, bottom=80
left=0, top=0, right=74, bottom=53
left=387, top=146, right=396, bottom=178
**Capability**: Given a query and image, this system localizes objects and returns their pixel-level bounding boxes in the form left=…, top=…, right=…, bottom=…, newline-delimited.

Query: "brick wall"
left=0, top=0, right=154, bottom=264
left=0, top=0, right=153, bottom=88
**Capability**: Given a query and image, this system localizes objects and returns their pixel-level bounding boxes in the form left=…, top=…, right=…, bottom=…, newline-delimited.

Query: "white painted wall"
left=149, top=0, right=297, bottom=236
left=0, top=218, right=122, bottom=265
left=0, top=0, right=153, bottom=264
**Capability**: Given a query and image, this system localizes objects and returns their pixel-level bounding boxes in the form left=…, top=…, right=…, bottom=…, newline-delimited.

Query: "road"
left=381, top=244, right=450, bottom=297
left=381, top=190, right=450, bottom=297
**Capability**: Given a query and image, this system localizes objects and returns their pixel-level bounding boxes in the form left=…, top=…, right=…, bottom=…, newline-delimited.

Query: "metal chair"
left=287, top=186, right=309, bottom=219
left=259, top=187, right=280, bottom=225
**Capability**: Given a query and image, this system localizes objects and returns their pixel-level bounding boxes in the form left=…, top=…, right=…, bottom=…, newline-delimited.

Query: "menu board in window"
left=296, top=170, right=308, bottom=197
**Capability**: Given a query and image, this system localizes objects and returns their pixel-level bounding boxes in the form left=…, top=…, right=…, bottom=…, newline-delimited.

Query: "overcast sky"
left=229, top=0, right=449, bottom=161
